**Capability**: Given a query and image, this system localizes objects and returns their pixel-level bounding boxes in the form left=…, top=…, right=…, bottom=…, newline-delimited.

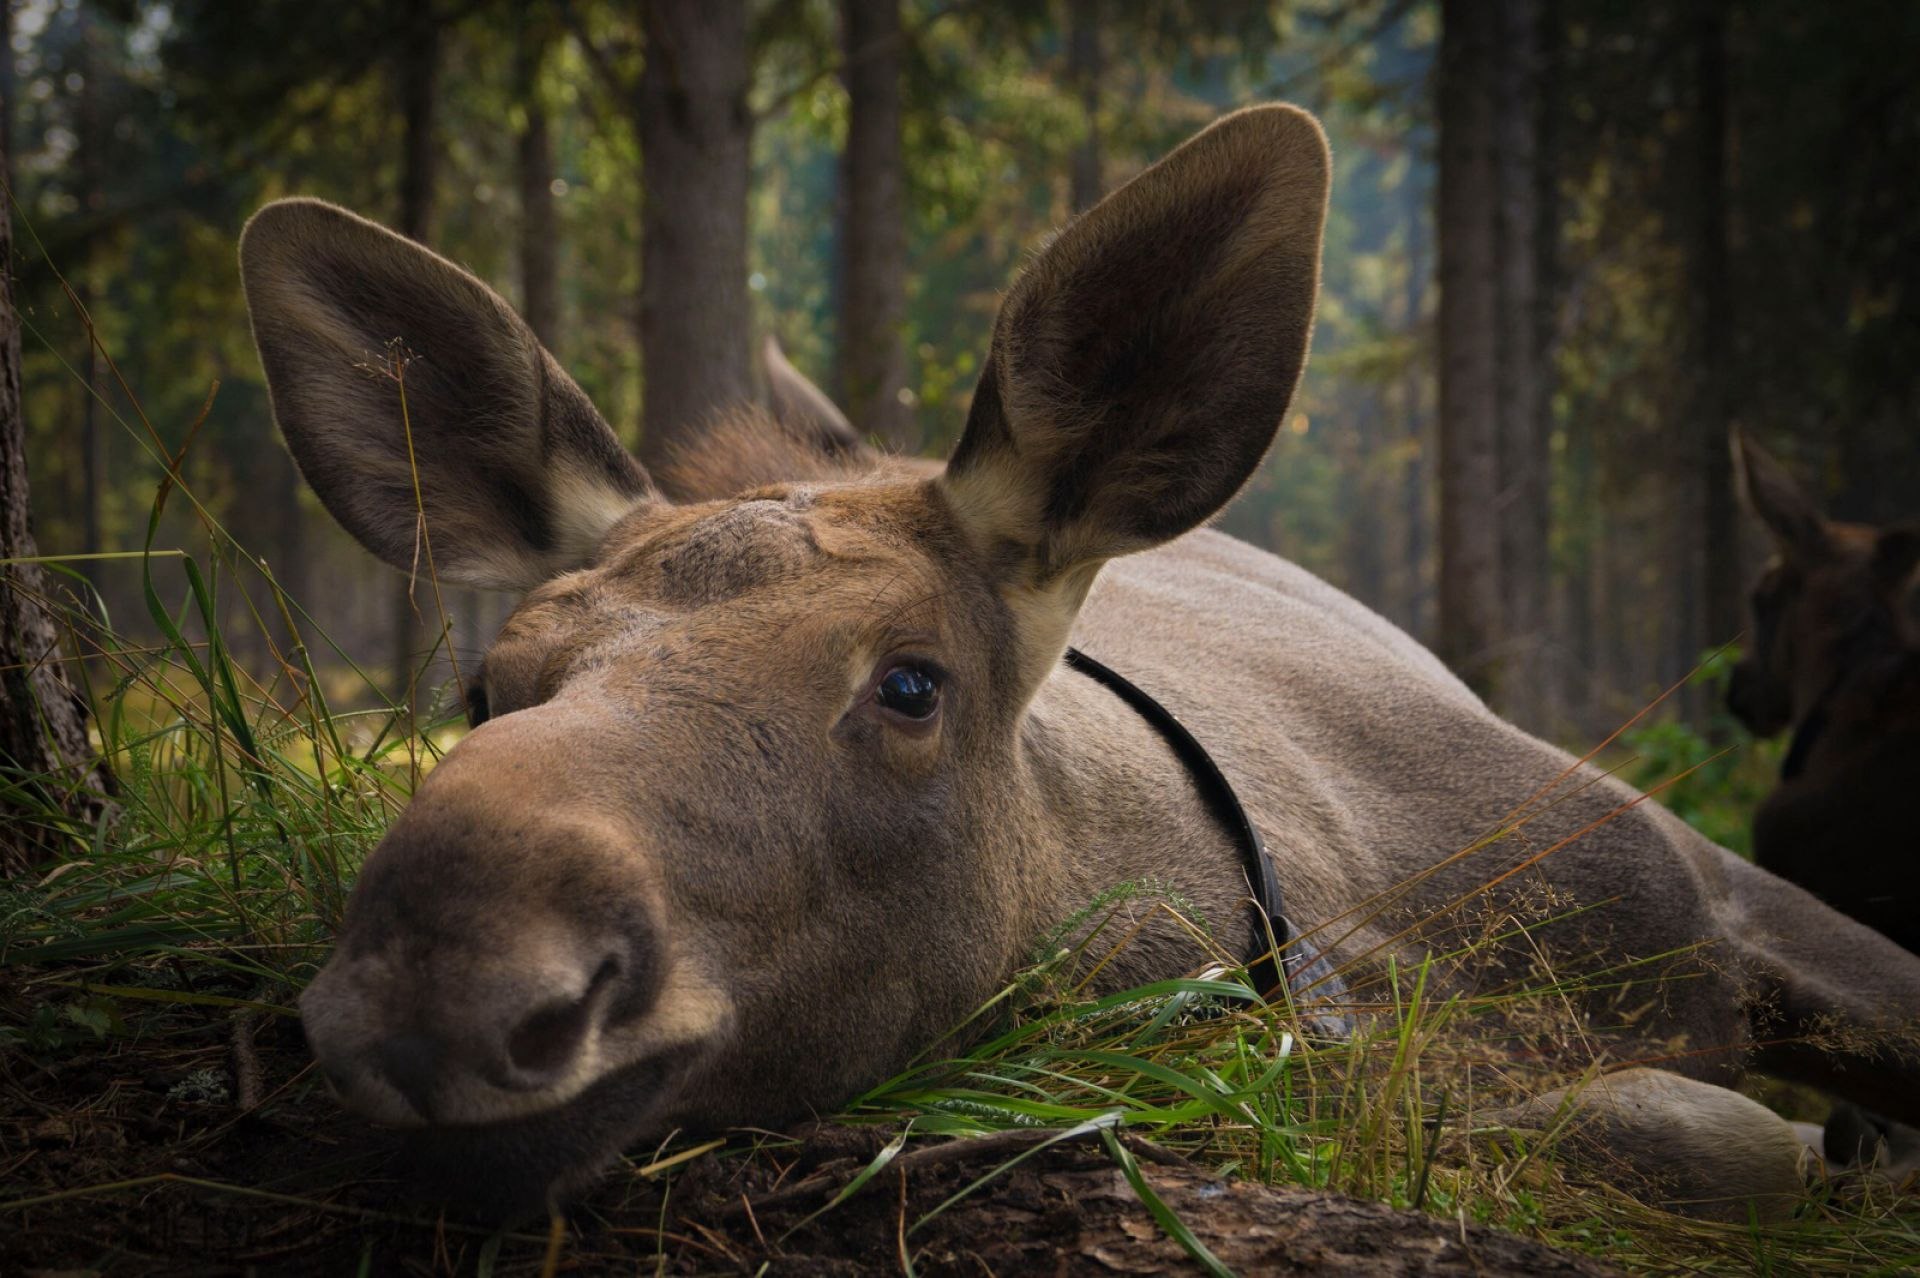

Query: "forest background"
left=8, top=0, right=1918, bottom=786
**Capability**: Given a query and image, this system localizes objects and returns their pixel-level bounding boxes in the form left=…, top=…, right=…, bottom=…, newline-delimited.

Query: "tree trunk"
left=1067, top=0, right=1104, bottom=213
left=1342, top=396, right=1387, bottom=609
left=391, top=0, right=440, bottom=713
left=0, top=107, right=110, bottom=875
left=1494, top=0, right=1546, bottom=731
left=1400, top=199, right=1430, bottom=644
left=1660, top=0, right=1737, bottom=724
left=1436, top=0, right=1503, bottom=702
left=637, top=0, right=753, bottom=469
left=1691, top=0, right=1739, bottom=682
left=76, top=7, right=102, bottom=601
left=1532, top=1, right=1567, bottom=733
left=518, top=21, right=560, bottom=355
left=835, top=0, right=914, bottom=450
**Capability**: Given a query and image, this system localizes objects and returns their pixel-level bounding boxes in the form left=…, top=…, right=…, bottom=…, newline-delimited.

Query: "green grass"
left=0, top=481, right=1913, bottom=1273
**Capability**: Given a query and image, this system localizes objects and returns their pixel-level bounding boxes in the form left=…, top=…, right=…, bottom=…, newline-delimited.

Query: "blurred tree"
left=1494, top=0, right=1548, bottom=730
left=1436, top=0, right=1501, bottom=702
left=518, top=12, right=560, bottom=354
left=74, top=7, right=103, bottom=591
left=390, top=0, right=443, bottom=713
left=0, top=99, right=110, bottom=874
left=637, top=0, right=753, bottom=468
left=1066, top=0, right=1103, bottom=211
left=836, top=0, right=913, bottom=449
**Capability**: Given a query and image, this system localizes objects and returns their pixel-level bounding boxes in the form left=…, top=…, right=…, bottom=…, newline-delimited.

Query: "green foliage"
left=1615, top=649, right=1784, bottom=857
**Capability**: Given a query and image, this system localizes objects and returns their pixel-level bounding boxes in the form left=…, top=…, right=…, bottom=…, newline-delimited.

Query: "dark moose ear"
left=1731, top=428, right=1830, bottom=565
left=936, top=104, right=1330, bottom=679
left=240, top=198, right=653, bottom=591
left=762, top=335, right=864, bottom=457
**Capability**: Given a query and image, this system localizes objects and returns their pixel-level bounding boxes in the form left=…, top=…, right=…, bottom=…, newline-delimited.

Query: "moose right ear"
left=1731, top=429, right=1830, bottom=563
left=240, top=199, right=653, bottom=591
left=937, top=105, right=1329, bottom=685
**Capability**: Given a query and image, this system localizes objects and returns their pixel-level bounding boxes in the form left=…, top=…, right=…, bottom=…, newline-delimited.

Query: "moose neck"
left=1009, top=655, right=1259, bottom=992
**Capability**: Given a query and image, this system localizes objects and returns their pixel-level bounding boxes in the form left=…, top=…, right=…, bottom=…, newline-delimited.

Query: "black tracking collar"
left=1062, top=647, right=1292, bottom=1000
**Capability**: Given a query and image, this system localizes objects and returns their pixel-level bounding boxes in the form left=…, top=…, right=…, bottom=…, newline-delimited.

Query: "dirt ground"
left=1, top=1023, right=1615, bottom=1276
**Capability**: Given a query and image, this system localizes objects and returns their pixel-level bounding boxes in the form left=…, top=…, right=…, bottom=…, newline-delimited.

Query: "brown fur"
left=240, top=107, right=1920, bottom=1219
left=1728, top=431, right=1920, bottom=952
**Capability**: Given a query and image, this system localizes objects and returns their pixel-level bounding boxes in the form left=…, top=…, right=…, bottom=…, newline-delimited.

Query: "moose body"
left=239, top=106, right=1920, bottom=1216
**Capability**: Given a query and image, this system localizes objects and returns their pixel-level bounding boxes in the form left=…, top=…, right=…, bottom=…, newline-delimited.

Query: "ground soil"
left=1, top=1024, right=1616, bottom=1276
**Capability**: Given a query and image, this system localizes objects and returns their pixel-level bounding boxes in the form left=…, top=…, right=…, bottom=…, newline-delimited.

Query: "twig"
left=740, top=1192, right=766, bottom=1248
left=752, top=2, right=965, bottom=124
left=1250, top=0, right=1420, bottom=104
left=229, top=1009, right=263, bottom=1113
left=559, top=0, right=637, bottom=104
left=895, top=1163, right=912, bottom=1275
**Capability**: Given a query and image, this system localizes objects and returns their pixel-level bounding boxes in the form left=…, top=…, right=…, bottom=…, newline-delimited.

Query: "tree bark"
left=1067, top=0, right=1104, bottom=213
left=517, top=21, right=559, bottom=355
left=1494, top=0, right=1546, bottom=731
left=637, top=0, right=753, bottom=469
left=1400, top=204, right=1430, bottom=644
left=1436, top=0, right=1503, bottom=702
left=835, top=0, right=914, bottom=451
left=74, top=7, right=103, bottom=604
left=1342, top=396, right=1388, bottom=609
left=1691, top=0, right=1739, bottom=684
left=0, top=97, right=110, bottom=875
left=390, top=0, right=440, bottom=713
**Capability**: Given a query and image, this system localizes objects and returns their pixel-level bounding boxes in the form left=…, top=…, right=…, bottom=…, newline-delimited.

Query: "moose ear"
left=240, top=199, right=653, bottom=591
left=1731, top=429, right=1830, bottom=564
left=763, top=336, right=864, bottom=457
left=939, top=105, right=1328, bottom=614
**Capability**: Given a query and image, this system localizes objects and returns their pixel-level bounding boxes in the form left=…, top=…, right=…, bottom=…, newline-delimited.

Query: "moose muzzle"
left=300, top=713, right=673, bottom=1130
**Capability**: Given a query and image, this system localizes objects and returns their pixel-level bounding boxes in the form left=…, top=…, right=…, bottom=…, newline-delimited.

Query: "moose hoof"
left=1822, top=1102, right=1920, bottom=1183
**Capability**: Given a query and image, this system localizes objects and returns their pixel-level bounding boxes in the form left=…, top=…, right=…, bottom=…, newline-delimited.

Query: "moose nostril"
left=377, top=1031, right=444, bottom=1118
left=506, top=955, right=622, bottom=1078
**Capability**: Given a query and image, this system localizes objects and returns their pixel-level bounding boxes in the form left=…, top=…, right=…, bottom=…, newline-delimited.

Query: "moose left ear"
left=939, top=105, right=1330, bottom=603
left=241, top=199, right=653, bottom=591
left=1732, top=429, right=1830, bottom=564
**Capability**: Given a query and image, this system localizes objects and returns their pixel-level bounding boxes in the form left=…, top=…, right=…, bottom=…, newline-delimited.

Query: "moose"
left=239, top=105, right=1920, bottom=1218
left=1729, top=432, right=1920, bottom=953
left=1728, top=434, right=1920, bottom=1171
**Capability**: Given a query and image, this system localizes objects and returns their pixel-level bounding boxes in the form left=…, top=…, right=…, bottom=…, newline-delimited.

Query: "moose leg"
left=1717, top=849, right=1920, bottom=1125
left=1493, top=1067, right=1811, bottom=1222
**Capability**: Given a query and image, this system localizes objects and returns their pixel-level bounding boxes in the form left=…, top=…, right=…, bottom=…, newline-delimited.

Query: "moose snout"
left=1726, top=659, right=1791, bottom=737
left=303, top=934, right=646, bottom=1127
left=299, top=710, right=694, bottom=1131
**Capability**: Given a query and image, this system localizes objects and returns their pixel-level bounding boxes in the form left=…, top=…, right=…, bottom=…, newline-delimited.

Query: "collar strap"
left=1062, top=647, right=1290, bottom=1000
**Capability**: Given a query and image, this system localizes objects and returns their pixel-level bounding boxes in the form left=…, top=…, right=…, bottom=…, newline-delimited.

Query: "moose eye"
left=875, top=665, right=941, bottom=720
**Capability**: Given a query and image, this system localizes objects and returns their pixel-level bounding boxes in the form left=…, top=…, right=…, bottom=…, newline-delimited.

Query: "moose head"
left=241, top=106, right=1329, bottom=1210
left=1727, top=430, right=1920, bottom=739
